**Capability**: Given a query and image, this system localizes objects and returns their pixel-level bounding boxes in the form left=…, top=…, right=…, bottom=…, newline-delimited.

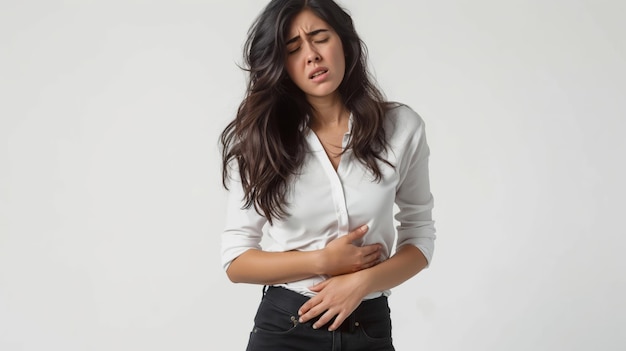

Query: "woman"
left=220, top=0, right=436, bottom=349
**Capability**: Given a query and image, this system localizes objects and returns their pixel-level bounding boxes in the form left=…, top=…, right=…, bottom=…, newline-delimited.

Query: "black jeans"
left=245, top=286, right=395, bottom=351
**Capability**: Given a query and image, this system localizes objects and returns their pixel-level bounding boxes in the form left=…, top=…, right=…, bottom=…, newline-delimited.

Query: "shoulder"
left=384, top=102, right=427, bottom=140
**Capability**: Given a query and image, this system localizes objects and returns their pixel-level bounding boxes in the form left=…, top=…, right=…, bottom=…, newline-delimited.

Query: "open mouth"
left=310, top=70, right=328, bottom=79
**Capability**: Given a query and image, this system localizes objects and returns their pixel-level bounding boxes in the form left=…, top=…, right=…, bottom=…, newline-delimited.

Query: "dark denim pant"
left=245, top=286, right=395, bottom=351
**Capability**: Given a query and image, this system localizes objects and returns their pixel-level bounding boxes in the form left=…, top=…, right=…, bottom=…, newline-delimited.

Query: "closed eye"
left=287, top=37, right=329, bottom=55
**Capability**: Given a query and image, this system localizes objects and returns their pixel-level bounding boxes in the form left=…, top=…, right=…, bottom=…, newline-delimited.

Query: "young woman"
left=220, top=0, right=436, bottom=349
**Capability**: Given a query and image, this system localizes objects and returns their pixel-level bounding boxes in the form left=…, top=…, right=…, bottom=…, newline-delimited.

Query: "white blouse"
left=221, top=104, right=436, bottom=299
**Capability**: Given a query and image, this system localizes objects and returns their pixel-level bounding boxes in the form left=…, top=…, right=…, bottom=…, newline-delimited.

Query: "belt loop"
left=262, top=285, right=269, bottom=297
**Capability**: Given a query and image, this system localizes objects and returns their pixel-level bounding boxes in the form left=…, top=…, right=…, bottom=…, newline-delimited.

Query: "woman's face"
left=284, top=9, right=346, bottom=102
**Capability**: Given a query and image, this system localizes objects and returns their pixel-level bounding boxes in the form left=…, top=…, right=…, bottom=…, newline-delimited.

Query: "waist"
left=276, top=278, right=387, bottom=300
left=263, top=286, right=390, bottom=332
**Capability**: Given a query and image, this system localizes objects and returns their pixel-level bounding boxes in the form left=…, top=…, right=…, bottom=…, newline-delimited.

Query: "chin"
left=304, top=85, right=341, bottom=99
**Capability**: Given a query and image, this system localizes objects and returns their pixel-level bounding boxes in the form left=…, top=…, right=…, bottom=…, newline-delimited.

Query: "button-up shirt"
left=221, top=104, right=436, bottom=299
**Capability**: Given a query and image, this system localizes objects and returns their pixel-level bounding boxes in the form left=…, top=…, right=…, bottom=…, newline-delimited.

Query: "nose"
left=307, top=53, right=321, bottom=64
left=305, top=45, right=321, bottom=64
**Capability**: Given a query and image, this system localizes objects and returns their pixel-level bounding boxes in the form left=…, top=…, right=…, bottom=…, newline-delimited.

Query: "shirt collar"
left=303, top=112, right=353, bottom=151
left=302, top=112, right=353, bottom=133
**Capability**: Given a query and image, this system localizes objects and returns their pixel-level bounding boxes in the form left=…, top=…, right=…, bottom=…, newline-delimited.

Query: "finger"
left=308, top=280, right=328, bottom=292
left=298, top=292, right=324, bottom=319
left=364, top=246, right=382, bottom=259
left=361, top=247, right=380, bottom=260
left=361, top=258, right=383, bottom=270
left=360, top=243, right=381, bottom=256
left=300, top=302, right=327, bottom=324
left=345, top=225, right=368, bottom=242
left=298, top=299, right=314, bottom=317
left=312, top=309, right=337, bottom=330
left=328, top=311, right=350, bottom=331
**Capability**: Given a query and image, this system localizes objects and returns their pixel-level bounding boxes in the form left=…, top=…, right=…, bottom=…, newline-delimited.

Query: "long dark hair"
left=220, top=0, right=392, bottom=224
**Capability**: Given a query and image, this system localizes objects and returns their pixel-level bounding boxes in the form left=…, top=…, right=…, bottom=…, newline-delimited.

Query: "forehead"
left=287, top=9, right=332, bottom=37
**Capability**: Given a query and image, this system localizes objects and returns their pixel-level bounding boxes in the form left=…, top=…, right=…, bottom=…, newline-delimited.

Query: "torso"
left=221, top=104, right=435, bottom=300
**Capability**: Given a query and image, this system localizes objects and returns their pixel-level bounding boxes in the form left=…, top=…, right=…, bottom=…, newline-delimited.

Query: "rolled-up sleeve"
left=394, top=113, right=436, bottom=266
left=220, top=168, right=267, bottom=271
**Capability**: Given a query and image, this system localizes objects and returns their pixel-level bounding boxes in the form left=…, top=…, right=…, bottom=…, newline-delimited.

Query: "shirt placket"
left=333, top=126, right=352, bottom=234
left=330, top=169, right=349, bottom=235
left=306, top=129, right=351, bottom=235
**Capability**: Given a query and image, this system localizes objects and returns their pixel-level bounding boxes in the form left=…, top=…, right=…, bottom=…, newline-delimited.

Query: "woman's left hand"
left=297, top=272, right=370, bottom=331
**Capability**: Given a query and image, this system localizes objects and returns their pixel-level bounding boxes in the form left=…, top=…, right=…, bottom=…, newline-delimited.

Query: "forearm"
left=226, top=226, right=382, bottom=285
left=226, top=249, right=324, bottom=285
left=357, top=244, right=428, bottom=294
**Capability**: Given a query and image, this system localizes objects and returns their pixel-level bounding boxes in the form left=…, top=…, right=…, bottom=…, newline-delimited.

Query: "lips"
left=309, top=67, right=329, bottom=79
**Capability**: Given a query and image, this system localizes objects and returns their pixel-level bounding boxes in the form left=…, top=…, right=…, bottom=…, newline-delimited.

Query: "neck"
left=307, top=92, right=349, bottom=129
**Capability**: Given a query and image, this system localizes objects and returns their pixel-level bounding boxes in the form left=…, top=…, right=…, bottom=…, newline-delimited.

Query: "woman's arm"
left=222, top=164, right=384, bottom=285
left=226, top=225, right=383, bottom=284
left=354, top=244, right=427, bottom=293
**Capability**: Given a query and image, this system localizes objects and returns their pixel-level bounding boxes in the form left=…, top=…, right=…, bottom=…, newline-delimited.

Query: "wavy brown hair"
left=220, top=0, right=393, bottom=224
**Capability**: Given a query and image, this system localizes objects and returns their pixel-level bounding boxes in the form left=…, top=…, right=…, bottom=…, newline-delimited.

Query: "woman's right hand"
left=319, top=225, right=382, bottom=276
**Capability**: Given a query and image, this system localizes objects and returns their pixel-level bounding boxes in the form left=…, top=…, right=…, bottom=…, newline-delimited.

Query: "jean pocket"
left=358, top=316, right=393, bottom=341
left=252, top=299, right=300, bottom=335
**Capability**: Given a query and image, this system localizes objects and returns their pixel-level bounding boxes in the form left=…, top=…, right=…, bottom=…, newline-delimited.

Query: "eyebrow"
left=286, top=29, right=329, bottom=45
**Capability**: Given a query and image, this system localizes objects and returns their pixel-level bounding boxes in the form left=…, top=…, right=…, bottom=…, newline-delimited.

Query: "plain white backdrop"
left=1, top=0, right=625, bottom=350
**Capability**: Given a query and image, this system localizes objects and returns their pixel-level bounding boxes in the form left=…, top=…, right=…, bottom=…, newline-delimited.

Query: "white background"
left=1, top=0, right=625, bottom=350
